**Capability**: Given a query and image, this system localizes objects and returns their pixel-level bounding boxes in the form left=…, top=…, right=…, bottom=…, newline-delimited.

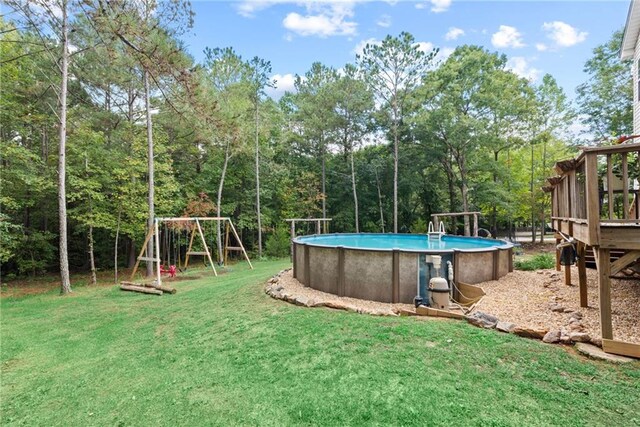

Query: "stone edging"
left=264, top=269, right=398, bottom=316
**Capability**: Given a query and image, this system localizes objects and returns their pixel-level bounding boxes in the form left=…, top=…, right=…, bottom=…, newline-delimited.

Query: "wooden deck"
left=545, top=141, right=640, bottom=359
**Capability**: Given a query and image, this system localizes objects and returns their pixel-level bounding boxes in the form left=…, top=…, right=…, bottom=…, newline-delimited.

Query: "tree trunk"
left=321, top=147, right=326, bottom=220
left=461, top=180, right=470, bottom=236
left=144, top=69, right=155, bottom=277
left=374, top=166, right=385, bottom=233
left=530, top=141, right=536, bottom=243
left=255, top=100, right=262, bottom=258
left=217, top=141, right=230, bottom=264
left=88, top=224, right=97, bottom=285
left=114, top=204, right=121, bottom=284
left=540, top=139, right=547, bottom=244
left=58, top=0, right=72, bottom=295
left=127, top=238, right=137, bottom=268
left=492, top=151, right=499, bottom=237
left=350, top=151, right=359, bottom=233
left=393, top=120, right=399, bottom=233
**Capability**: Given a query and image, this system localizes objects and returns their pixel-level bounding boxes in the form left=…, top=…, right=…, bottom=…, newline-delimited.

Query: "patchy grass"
left=1, top=259, right=639, bottom=426
left=514, top=253, right=556, bottom=271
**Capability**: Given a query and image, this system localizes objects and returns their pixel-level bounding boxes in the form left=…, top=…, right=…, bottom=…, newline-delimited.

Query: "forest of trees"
left=0, top=1, right=632, bottom=292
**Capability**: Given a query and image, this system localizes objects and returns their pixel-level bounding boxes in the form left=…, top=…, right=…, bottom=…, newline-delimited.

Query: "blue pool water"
left=294, top=233, right=510, bottom=251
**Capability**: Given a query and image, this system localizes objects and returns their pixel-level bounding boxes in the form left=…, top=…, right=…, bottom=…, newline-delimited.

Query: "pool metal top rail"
left=292, top=233, right=513, bottom=254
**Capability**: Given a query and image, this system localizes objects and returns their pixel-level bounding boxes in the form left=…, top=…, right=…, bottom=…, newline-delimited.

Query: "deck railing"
left=548, top=142, right=640, bottom=244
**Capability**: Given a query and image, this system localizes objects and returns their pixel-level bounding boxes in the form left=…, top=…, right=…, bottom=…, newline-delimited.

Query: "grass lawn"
left=2, top=259, right=639, bottom=426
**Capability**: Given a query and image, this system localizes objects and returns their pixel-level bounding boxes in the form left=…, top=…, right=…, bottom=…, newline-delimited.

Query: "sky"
left=181, top=0, right=631, bottom=100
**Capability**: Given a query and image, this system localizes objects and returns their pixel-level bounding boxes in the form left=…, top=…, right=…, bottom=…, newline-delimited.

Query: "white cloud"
left=376, top=14, right=391, bottom=28
left=236, top=0, right=280, bottom=18
left=282, top=2, right=357, bottom=37
left=535, top=43, right=548, bottom=52
left=353, top=37, right=380, bottom=56
left=542, top=21, right=587, bottom=48
left=266, top=73, right=297, bottom=99
left=491, top=25, right=525, bottom=49
left=506, top=57, right=540, bottom=81
left=415, top=2, right=426, bottom=9
left=415, top=41, right=435, bottom=53
left=445, top=27, right=464, bottom=41
left=430, top=0, right=452, bottom=13
left=436, top=47, right=455, bottom=62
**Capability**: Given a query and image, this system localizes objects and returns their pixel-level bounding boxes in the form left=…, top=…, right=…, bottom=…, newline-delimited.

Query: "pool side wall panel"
left=399, top=253, right=419, bottom=304
left=447, top=251, right=494, bottom=284
left=308, top=246, right=339, bottom=294
left=294, top=244, right=306, bottom=284
left=343, top=249, right=393, bottom=302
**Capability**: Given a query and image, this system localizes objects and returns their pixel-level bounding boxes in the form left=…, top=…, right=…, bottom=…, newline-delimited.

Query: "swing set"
left=128, top=217, right=253, bottom=288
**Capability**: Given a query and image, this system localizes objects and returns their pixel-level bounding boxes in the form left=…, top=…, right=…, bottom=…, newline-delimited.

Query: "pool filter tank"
left=428, top=255, right=450, bottom=310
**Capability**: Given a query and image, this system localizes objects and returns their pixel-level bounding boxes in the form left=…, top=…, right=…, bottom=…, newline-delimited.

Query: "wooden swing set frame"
left=129, top=217, right=253, bottom=287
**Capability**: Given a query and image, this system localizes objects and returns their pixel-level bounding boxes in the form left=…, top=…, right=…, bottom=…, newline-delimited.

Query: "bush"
left=265, top=228, right=291, bottom=258
left=514, top=253, right=555, bottom=271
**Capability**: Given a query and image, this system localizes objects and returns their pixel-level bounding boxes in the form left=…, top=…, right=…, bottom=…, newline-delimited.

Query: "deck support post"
left=596, top=247, right=613, bottom=340
left=577, top=242, right=588, bottom=307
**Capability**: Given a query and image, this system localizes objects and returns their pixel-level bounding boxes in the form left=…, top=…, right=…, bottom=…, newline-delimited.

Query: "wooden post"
left=555, top=237, right=561, bottom=271
left=154, top=219, right=161, bottom=285
left=224, top=221, right=230, bottom=266
left=564, top=263, right=571, bottom=286
left=227, top=219, right=253, bottom=269
left=195, top=218, right=217, bottom=276
left=473, top=213, right=478, bottom=237
left=129, top=227, right=156, bottom=281
left=597, top=247, right=613, bottom=340
left=606, top=154, right=614, bottom=219
left=622, top=153, right=629, bottom=218
left=577, top=242, right=588, bottom=307
left=584, top=153, right=600, bottom=245
left=316, top=220, right=321, bottom=235
left=184, top=227, right=197, bottom=269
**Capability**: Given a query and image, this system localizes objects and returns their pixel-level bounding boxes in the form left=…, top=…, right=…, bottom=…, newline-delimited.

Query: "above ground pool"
left=292, top=233, right=513, bottom=304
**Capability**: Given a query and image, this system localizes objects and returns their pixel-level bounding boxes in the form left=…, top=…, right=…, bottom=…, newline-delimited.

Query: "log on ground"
left=120, top=284, right=163, bottom=296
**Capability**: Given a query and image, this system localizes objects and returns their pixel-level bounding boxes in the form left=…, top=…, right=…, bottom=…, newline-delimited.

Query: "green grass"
left=514, top=253, right=556, bottom=271
left=1, top=259, right=639, bottom=426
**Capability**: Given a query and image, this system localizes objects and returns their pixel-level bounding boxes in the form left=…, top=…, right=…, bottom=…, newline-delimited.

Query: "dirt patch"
left=473, top=268, right=640, bottom=345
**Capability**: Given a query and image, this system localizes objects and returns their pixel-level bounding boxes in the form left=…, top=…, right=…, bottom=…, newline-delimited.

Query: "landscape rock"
left=294, top=296, right=309, bottom=307
left=560, top=329, right=572, bottom=344
left=543, top=330, right=561, bottom=344
left=575, top=343, right=635, bottom=363
left=569, top=332, right=591, bottom=343
left=495, top=321, right=516, bottom=333
left=570, top=312, right=583, bottom=320
left=550, top=304, right=565, bottom=313
left=466, top=311, right=498, bottom=329
left=513, top=326, right=548, bottom=339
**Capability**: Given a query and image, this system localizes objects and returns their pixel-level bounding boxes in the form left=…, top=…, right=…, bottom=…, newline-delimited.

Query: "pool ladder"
left=428, top=221, right=445, bottom=241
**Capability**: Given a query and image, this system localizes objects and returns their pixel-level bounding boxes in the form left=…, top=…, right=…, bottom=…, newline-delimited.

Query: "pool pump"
left=428, top=255, right=450, bottom=310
